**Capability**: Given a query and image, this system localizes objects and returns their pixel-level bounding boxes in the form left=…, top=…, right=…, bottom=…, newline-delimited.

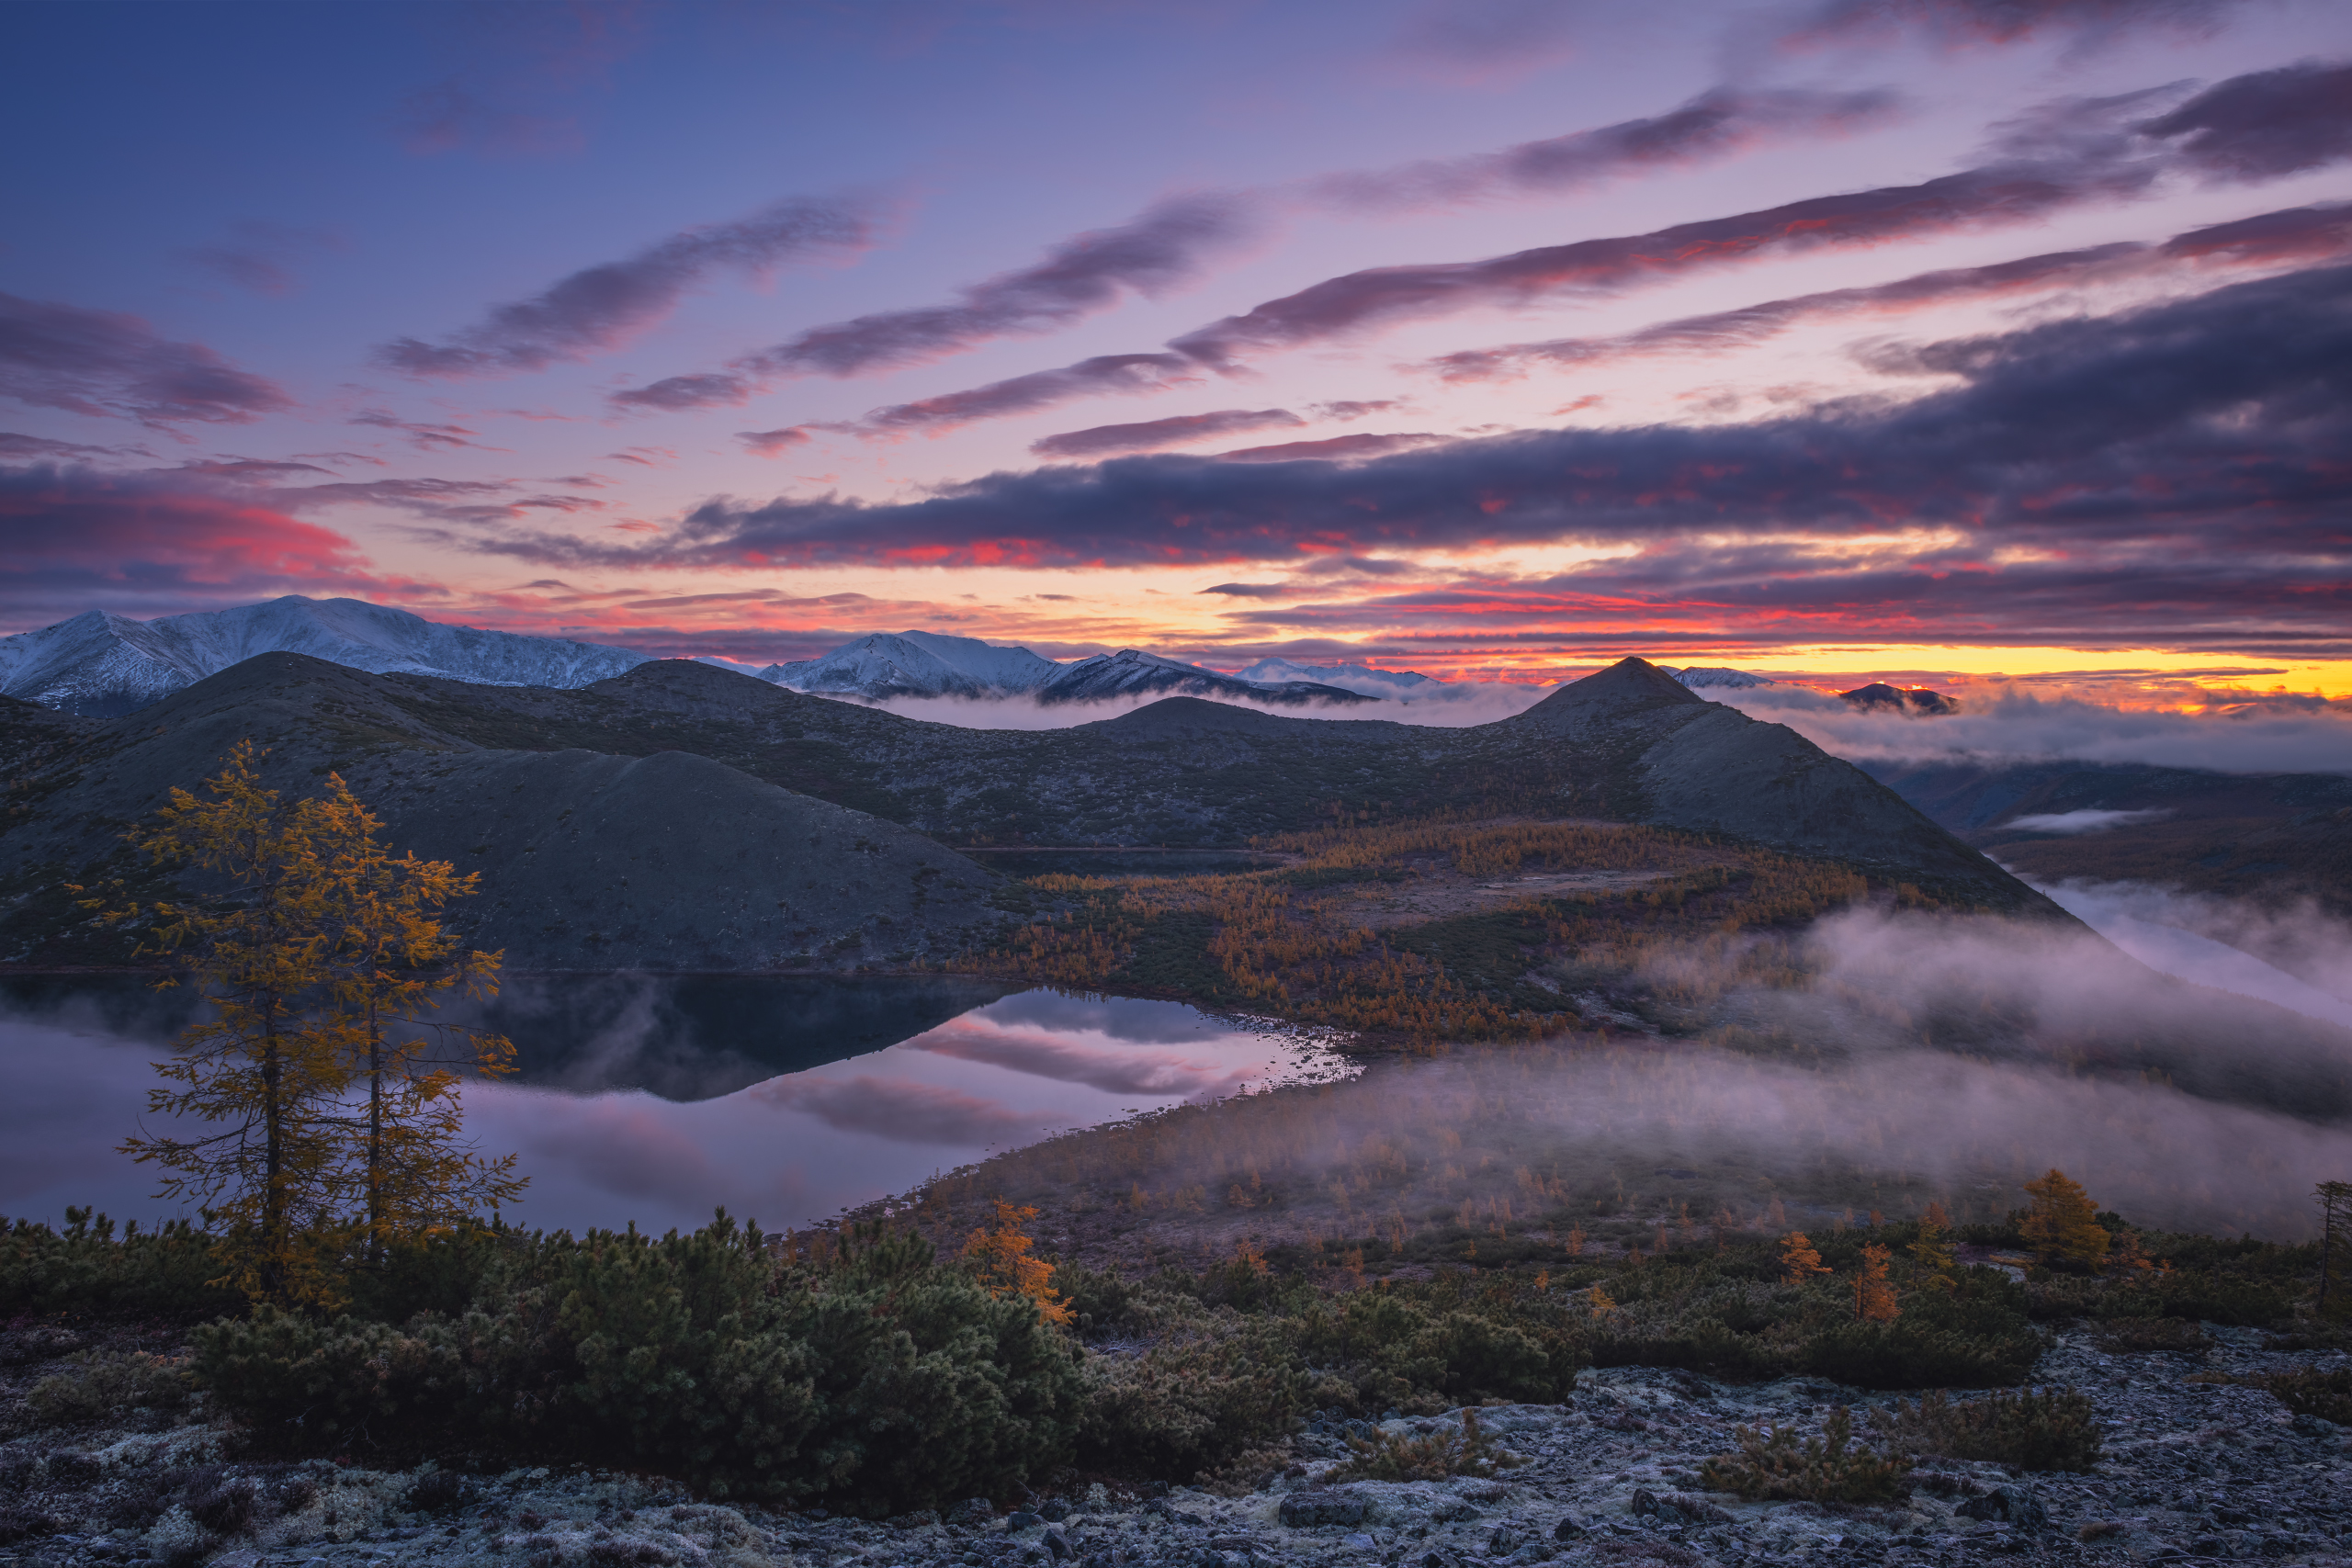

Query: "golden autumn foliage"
left=306, top=775, right=526, bottom=1259
left=78, top=742, right=523, bottom=1304
left=963, top=1199, right=1073, bottom=1325
left=1852, top=1243, right=1900, bottom=1322
left=964, top=815, right=1876, bottom=1047
left=1781, top=1231, right=1829, bottom=1285
left=2021, top=1168, right=2111, bottom=1270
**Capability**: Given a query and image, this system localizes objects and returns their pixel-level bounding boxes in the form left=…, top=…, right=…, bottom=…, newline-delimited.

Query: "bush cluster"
left=1871, top=1386, right=2103, bottom=1472
left=1583, top=1244, right=2042, bottom=1389
left=25, top=1349, right=193, bottom=1428
left=1329, top=1407, right=1522, bottom=1481
left=190, top=1217, right=1081, bottom=1514
left=2, top=1209, right=237, bottom=1319
left=1697, top=1406, right=1911, bottom=1504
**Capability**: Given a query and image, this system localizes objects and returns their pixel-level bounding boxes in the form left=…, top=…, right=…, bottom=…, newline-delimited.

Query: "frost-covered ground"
left=3, top=1324, right=2345, bottom=1568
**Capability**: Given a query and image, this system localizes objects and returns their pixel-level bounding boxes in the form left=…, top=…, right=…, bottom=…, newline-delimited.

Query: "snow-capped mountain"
left=759, top=631, right=1057, bottom=698
left=1663, top=666, right=1777, bottom=690
left=0, top=597, right=650, bottom=716
left=1229, top=658, right=1437, bottom=699
left=1035, top=649, right=1372, bottom=705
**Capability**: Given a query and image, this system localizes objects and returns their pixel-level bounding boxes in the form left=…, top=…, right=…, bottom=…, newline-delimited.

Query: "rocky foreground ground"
left=1, top=1326, right=2345, bottom=1568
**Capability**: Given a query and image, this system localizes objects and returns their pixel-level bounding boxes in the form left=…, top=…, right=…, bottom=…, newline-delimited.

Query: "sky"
left=5, top=0, right=2352, bottom=700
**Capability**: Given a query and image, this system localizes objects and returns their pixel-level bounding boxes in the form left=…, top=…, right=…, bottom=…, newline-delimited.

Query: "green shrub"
left=1698, top=1406, right=1911, bottom=1503
left=192, top=1214, right=1081, bottom=1515
left=1329, top=1407, right=1522, bottom=1481
left=1, top=1210, right=236, bottom=1319
left=1871, top=1386, right=2102, bottom=1472
left=24, top=1350, right=193, bottom=1427
left=2249, top=1366, right=2352, bottom=1425
left=1079, top=1308, right=1307, bottom=1479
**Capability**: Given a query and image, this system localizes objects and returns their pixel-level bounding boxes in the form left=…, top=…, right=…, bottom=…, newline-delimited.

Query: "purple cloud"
left=375, top=196, right=879, bottom=379
left=829, top=354, right=1203, bottom=440
left=611, top=194, right=1259, bottom=411
left=175, top=220, right=344, bottom=298
left=1216, top=432, right=1446, bottom=463
left=349, top=410, right=506, bottom=452
left=1784, top=0, right=2251, bottom=51
left=609, top=85, right=1902, bottom=413
left=1308, top=87, right=1902, bottom=213
left=738, top=427, right=812, bottom=457
left=0, top=294, right=291, bottom=428
left=1031, top=408, right=1303, bottom=458
left=469, top=258, right=2352, bottom=652
left=1425, top=200, right=2352, bottom=384
left=2138, top=60, right=2352, bottom=181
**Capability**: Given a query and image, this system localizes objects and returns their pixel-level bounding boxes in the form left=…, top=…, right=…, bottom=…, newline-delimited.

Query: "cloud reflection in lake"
left=0, top=983, right=1349, bottom=1238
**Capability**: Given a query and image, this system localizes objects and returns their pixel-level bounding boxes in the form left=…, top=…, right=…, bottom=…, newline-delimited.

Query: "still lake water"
left=0, top=976, right=1351, bottom=1236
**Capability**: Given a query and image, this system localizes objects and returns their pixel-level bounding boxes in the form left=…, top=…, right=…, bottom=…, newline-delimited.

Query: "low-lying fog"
left=810, top=671, right=2352, bottom=789
left=944, top=895, right=2352, bottom=1250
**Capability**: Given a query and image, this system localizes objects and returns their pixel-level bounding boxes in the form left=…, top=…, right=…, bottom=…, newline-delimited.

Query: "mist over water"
left=0, top=983, right=1350, bottom=1236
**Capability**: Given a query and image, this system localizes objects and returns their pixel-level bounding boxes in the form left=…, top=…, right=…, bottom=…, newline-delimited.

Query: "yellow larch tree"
left=1852, top=1243, right=1900, bottom=1322
left=85, top=741, right=353, bottom=1305
left=963, top=1199, right=1073, bottom=1325
left=1780, top=1231, right=1830, bottom=1286
left=308, top=773, right=525, bottom=1261
left=2020, top=1168, right=2111, bottom=1269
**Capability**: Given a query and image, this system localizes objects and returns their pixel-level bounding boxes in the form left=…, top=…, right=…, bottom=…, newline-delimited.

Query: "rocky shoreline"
left=3, top=1322, right=2345, bottom=1568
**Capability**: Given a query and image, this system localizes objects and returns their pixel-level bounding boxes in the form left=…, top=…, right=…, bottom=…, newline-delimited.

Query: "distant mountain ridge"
left=1662, top=666, right=1777, bottom=690
left=0, top=597, right=650, bottom=716
left=756, top=630, right=1059, bottom=699
left=3, top=594, right=1802, bottom=718
left=1231, top=659, right=1436, bottom=698
left=758, top=633, right=1376, bottom=705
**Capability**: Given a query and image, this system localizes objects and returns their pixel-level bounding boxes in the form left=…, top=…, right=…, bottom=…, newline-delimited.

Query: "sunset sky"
left=6, top=0, right=2351, bottom=701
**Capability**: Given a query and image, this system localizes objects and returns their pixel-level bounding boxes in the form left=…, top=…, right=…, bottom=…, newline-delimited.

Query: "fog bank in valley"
left=1719, top=684, right=2352, bottom=774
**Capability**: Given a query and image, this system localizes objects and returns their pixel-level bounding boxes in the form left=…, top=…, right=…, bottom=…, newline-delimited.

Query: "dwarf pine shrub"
left=24, top=1349, right=194, bottom=1427
left=1698, top=1406, right=1911, bottom=1503
left=192, top=1214, right=1082, bottom=1514
left=1871, top=1386, right=2102, bottom=1472
left=1329, top=1407, right=1522, bottom=1482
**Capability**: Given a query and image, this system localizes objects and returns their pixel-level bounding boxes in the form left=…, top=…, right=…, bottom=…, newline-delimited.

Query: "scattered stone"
left=1278, top=1490, right=1367, bottom=1527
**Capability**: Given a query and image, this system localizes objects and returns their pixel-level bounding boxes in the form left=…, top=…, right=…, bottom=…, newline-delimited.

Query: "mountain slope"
left=0, top=651, right=2058, bottom=971
left=1864, top=756, right=2352, bottom=916
left=1506, top=659, right=2026, bottom=895
left=0, top=597, right=650, bottom=716
left=0, top=653, right=1003, bottom=971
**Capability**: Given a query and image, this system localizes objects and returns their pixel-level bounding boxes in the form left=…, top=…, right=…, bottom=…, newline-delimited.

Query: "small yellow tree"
left=87, top=741, right=352, bottom=1305
left=309, top=774, right=526, bottom=1260
left=963, top=1199, right=1073, bottom=1325
left=1852, top=1243, right=1900, bottom=1323
left=1781, top=1231, right=1829, bottom=1286
left=2020, top=1169, right=2111, bottom=1269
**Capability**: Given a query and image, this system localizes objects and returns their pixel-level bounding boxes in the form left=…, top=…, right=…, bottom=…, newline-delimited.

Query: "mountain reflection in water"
left=0, top=977, right=1351, bottom=1236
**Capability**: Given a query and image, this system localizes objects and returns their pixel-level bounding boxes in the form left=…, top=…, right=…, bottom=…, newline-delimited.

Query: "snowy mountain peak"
left=1231, top=658, right=1437, bottom=698
left=0, top=595, right=651, bottom=716
left=1663, top=665, right=1777, bottom=690
left=763, top=629, right=1056, bottom=698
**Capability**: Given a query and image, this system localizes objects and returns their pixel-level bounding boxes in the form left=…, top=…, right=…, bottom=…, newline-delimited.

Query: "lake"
left=0, top=976, right=1352, bottom=1236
